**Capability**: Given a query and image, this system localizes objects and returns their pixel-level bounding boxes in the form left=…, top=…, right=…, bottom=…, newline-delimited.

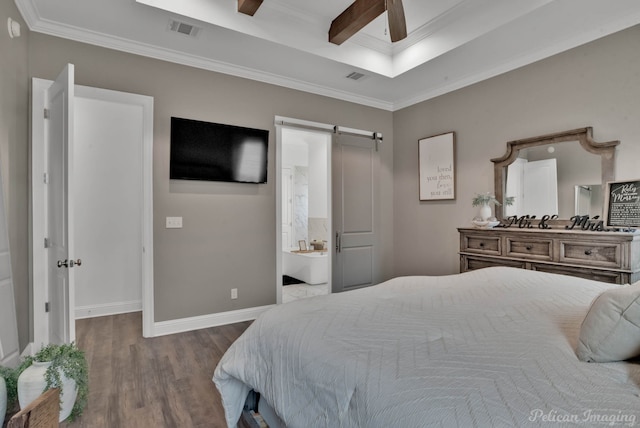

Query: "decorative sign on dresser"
left=605, top=179, right=640, bottom=228
left=458, top=227, right=640, bottom=284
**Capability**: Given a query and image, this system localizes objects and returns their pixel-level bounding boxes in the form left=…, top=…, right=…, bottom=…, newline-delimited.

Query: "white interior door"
left=505, top=158, right=526, bottom=217
left=523, top=158, right=558, bottom=217
left=332, top=132, right=380, bottom=293
left=46, top=64, right=76, bottom=345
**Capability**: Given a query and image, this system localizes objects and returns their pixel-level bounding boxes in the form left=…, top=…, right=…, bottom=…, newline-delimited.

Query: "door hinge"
left=43, top=172, right=48, bottom=184
left=44, top=237, right=50, bottom=248
left=44, top=108, right=50, bottom=119
left=45, top=302, right=50, bottom=312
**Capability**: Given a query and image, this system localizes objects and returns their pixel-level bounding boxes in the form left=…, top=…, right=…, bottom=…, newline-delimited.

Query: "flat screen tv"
left=170, top=117, right=269, bottom=183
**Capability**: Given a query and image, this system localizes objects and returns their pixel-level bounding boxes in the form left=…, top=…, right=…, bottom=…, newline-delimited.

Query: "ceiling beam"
left=238, top=0, right=263, bottom=16
left=329, top=0, right=385, bottom=45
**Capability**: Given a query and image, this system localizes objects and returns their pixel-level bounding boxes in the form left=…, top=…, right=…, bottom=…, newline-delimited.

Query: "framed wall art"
left=419, top=132, right=456, bottom=201
left=604, top=179, right=640, bottom=227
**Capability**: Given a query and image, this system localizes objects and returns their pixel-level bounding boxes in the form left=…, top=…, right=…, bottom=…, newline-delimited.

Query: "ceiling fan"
left=237, top=0, right=407, bottom=45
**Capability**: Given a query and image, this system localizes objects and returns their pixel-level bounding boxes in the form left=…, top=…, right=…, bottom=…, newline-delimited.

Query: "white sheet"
left=214, top=267, right=640, bottom=427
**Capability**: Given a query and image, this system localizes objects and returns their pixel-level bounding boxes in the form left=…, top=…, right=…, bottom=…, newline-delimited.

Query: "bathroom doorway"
left=276, top=122, right=332, bottom=304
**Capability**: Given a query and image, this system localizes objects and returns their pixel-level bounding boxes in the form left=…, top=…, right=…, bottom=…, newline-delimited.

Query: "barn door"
left=332, top=131, right=381, bottom=292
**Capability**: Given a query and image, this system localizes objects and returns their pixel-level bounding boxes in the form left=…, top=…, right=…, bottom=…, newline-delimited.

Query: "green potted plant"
left=472, top=193, right=514, bottom=220
left=17, top=343, right=88, bottom=422
left=0, top=365, right=18, bottom=423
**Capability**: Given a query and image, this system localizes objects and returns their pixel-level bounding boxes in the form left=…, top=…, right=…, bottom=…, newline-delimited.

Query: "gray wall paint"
left=27, top=34, right=394, bottom=322
left=392, top=25, right=640, bottom=277
left=0, top=2, right=29, bottom=350
left=3, top=13, right=639, bottom=337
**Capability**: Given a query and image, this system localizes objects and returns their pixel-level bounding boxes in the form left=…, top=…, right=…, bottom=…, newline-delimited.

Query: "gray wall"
left=3, top=10, right=640, bottom=339
left=392, top=25, right=640, bottom=277
left=0, top=2, right=29, bottom=350
left=27, top=34, right=394, bottom=322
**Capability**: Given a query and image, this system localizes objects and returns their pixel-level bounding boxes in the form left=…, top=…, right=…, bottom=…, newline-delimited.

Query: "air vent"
left=168, top=19, right=200, bottom=37
left=346, top=71, right=366, bottom=81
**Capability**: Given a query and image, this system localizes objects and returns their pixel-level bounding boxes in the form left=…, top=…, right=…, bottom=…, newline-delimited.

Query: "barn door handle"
left=335, top=232, right=341, bottom=253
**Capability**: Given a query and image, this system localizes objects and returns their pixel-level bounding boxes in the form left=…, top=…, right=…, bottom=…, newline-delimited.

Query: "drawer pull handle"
left=526, top=246, right=532, bottom=251
left=585, top=249, right=592, bottom=256
left=479, top=242, right=485, bottom=247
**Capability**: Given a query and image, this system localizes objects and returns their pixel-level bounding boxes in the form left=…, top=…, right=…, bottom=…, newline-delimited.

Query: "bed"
left=213, top=267, right=640, bottom=427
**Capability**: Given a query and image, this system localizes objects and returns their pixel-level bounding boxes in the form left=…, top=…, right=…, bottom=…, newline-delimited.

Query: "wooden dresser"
left=458, top=227, right=640, bottom=284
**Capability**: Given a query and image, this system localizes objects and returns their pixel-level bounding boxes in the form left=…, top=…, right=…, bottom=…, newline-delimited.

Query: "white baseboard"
left=75, top=300, right=142, bottom=319
left=152, top=304, right=274, bottom=337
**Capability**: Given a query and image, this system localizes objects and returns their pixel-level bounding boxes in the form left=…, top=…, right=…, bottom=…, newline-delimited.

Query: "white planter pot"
left=17, top=361, right=78, bottom=422
left=0, top=376, right=6, bottom=425
left=479, top=203, right=492, bottom=221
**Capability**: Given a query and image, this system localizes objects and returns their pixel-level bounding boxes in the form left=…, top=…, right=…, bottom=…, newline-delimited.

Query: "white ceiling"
left=14, top=0, right=640, bottom=111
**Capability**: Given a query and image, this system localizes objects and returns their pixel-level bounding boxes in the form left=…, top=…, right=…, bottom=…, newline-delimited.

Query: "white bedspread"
left=214, top=267, right=640, bottom=427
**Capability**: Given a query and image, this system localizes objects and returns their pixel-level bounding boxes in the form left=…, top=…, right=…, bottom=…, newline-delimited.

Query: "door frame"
left=275, top=116, right=334, bottom=304
left=274, top=116, right=381, bottom=300
left=31, top=78, right=155, bottom=347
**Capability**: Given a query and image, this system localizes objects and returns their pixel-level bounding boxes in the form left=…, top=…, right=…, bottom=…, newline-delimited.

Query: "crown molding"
left=17, top=5, right=395, bottom=111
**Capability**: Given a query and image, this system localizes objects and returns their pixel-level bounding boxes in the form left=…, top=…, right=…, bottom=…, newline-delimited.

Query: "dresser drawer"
left=559, top=241, right=622, bottom=269
left=505, top=238, right=552, bottom=261
left=530, top=263, right=626, bottom=284
left=461, top=255, right=525, bottom=271
left=461, top=235, right=501, bottom=255
left=458, top=227, right=640, bottom=283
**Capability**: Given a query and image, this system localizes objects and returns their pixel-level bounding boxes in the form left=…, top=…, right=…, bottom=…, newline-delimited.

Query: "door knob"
left=57, top=259, right=82, bottom=268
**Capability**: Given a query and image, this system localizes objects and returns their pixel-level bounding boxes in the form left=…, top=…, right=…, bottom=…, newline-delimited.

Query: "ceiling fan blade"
left=238, top=0, right=263, bottom=16
left=386, top=0, right=407, bottom=42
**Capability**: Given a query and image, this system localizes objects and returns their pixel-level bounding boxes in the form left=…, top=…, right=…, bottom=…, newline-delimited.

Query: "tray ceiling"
left=15, top=0, right=640, bottom=110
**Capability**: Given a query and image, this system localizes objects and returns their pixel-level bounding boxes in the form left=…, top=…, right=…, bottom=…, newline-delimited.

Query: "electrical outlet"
left=166, top=216, right=183, bottom=228
left=231, top=288, right=238, bottom=299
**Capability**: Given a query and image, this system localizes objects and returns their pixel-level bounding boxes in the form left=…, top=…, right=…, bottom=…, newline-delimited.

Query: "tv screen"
left=170, top=117, right=269, bottom=183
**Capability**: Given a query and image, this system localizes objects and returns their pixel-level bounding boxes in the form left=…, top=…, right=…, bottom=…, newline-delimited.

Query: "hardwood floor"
left=62, top=312, right=251, bottom=428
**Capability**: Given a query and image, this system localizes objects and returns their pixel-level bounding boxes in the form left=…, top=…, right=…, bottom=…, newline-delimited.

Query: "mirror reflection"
left=503, top=141, right=602, bottom=219
left=574, top=184, right=603, bottom=217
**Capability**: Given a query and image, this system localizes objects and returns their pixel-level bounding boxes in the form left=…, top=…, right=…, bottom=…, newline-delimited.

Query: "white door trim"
left=275, top=116, right=335, bottom=304
left=31, top=78, right=155, bottom=346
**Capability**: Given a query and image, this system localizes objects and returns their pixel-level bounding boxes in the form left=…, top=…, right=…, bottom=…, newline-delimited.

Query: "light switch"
left=166, top=216, right=183, bottom=228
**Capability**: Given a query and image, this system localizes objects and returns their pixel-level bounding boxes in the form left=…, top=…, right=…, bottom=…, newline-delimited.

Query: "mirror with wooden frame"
left=491, top=128, right=618, bottom=222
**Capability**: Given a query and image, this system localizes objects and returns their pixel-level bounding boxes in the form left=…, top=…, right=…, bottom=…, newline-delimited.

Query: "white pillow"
left=576, top=282, right=640, bottom=363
